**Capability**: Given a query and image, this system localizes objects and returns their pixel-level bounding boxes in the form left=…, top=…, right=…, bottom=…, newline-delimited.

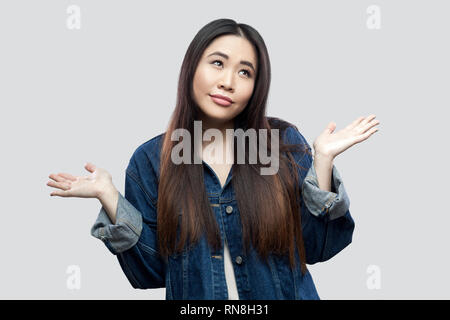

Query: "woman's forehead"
left=203, top=35, right=257, bottom=64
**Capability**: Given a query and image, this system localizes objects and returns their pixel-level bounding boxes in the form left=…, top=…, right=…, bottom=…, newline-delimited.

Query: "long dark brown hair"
left=157, top=18, right=311, bottom=274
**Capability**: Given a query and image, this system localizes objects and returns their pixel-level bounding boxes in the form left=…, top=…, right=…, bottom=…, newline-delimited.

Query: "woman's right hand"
left=47, top=162, right=115, bottom=200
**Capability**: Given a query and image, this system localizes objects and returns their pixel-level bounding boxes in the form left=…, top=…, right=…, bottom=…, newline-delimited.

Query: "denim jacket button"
left=226, top=206, right=233, bottom=214
left=235, top=256, right=243, bottom=265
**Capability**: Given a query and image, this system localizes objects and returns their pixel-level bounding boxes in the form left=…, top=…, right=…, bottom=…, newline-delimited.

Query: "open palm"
left=47, top=162, right=112, bottom=198
left=313, top=114, right=380, bottom=159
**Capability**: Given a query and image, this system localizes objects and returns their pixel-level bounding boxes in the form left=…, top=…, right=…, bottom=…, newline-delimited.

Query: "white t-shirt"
left=224, top=239, right=239, bottom=300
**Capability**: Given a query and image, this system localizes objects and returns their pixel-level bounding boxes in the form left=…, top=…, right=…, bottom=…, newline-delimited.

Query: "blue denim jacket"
left=91, top=125, right=355, bottom=299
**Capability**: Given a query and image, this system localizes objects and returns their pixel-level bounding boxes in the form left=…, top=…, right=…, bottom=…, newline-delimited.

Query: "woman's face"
left=192, top=34, right=258, bottom=129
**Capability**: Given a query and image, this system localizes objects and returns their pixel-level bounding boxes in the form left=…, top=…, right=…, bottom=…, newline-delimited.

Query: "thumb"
left=325, top=122, right=336, bottom=134
left=84, top=162, right=96, bottom=173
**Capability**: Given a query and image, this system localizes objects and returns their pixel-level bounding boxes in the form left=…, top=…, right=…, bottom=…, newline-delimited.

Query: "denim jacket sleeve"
left=302, top=161, right=350, bottom=221
left=91, top=192, right=143, bottom=254
left=285, top=126, right=355, bottom=265
left=90, top=149, right=166, bottom=289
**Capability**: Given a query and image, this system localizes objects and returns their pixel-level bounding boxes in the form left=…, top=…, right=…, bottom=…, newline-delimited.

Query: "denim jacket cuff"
left=302, top=162, right=350, bottom=221
left=90, top=192, right=143, bottom=255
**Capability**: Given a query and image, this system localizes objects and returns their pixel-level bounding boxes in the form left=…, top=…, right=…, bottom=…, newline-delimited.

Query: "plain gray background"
left=0, top=0, right=448, bottom=299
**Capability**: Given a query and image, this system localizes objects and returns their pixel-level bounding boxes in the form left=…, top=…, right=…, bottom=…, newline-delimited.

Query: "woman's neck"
left=196, top=118, right=235, bottom=163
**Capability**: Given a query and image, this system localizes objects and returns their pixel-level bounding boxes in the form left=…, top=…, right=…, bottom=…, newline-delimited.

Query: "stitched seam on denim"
left=268, top=256, right=283, bottom=299
left=116, top=217, right=140, bottom=237
left=288, top=128, right=312, bottom=164
left=136, top=134, right=163, bottom=168
left=210, top=248, right=216, bottom=299
left=302, top=171, right=337, bottom=218
left=293, top=274, right=299, bottom=300
left=217, top=205, right=229, bottom=299
left=126, top=167, right=140, bottom=183
left=294, top=142, right=313, bottom=172
left=286, top=126, right=313, bottom=151
left=301, top=177, right=321, bottom=217
left=299, top=197, right=311, bottom=232
left=137, top=241, right=159, bottom=257
left=166, top=268, right=173, bottom=299
left=126, top=170, right=158, bottom=206
left=292, top=257, right=299, bottom=300
left=182, top=250, right=189, bottom=300
left=321, top=193, right=337, bottom=214
left=296, top=155, right=311, bottom=171
left=103, top=228, right=117, bottom=251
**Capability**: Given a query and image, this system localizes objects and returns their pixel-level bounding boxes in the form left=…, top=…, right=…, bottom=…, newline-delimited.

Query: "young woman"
left=47, top=18, right=380, bottom=299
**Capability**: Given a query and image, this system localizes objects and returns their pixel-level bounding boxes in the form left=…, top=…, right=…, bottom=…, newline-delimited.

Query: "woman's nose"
left=218, top=71, right=234, bottom=91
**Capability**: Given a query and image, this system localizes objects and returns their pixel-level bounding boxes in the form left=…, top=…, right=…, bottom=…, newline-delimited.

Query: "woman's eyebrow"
left=207, top=51, right=256, bottom=73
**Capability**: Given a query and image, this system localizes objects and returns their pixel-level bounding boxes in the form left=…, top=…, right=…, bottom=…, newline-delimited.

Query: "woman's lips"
left=210, top=95, right=232, bottom=107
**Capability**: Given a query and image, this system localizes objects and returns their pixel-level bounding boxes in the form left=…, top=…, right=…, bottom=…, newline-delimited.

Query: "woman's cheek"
left=242, top=83, right=255, bottom=101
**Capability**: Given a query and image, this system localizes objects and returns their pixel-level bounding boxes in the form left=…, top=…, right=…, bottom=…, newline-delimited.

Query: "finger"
left=361, top=118, right=380, bottom=133
left=47, top=180, right=71, bottom=190
left=48, top=173, right=66, bottom=183
left=59, top=173, right=77, bottom=181
left=359, top=114, right=377, bottom=127
left=85, top=162, right=96, bottom=173
left=50, top=190, right=71, bottom=197
left=323, top=121, right=336, bottom=134
left=355, top=127, right=379, bottom=143
left=346, top=116, right=365, bottom=130
left=364, top=127, right=379, bottom=139
left=47, top=180, right=72, bottom=191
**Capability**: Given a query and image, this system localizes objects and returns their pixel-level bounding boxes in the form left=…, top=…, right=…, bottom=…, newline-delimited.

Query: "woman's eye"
left=211, top=60, right=251, bottom=78
left=240, top=70, right=251, bottom=77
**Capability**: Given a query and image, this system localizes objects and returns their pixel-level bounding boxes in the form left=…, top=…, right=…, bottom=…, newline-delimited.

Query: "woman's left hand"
left=312, top=114, right=380, bottom=160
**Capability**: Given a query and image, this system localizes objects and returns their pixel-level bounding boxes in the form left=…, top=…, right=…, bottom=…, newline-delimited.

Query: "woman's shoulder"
left=267, top=116, right=295, bottom=130
left=127, top=132, right=166, bottom=177
left=136, top=132, right=165, bottom=155
left=266, top=116, right=310, bottom=147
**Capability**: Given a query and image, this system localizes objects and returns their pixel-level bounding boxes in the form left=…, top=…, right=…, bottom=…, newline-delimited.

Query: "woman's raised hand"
left=47, top=162, right=114, bottom=199
left=312, top=114, right=380, bottom=160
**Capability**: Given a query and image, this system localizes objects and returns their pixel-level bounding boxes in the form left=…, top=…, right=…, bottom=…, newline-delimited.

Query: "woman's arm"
left=312, top=154, right=334, bottom=192
left=284, top=126, right=355, bottom=264
left=91, top=152, right=166, bottom=289
left=300, top=154, right=354, bottom=264
left=97, top=184, right=119, bottom=224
